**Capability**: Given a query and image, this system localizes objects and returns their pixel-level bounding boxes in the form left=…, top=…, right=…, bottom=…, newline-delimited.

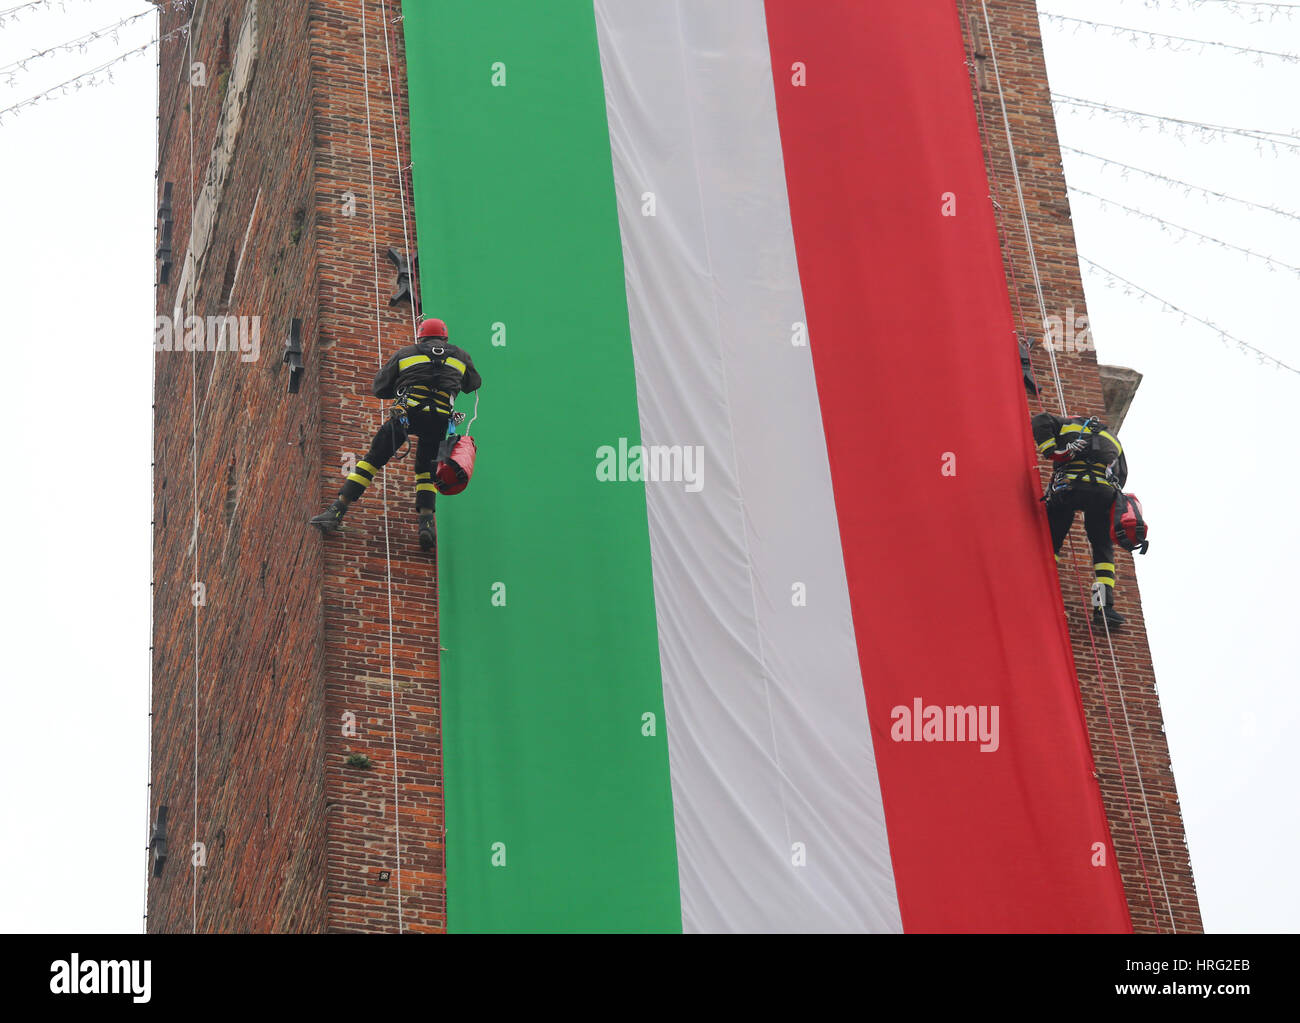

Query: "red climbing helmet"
left=417, top=317, right=448, bottom=339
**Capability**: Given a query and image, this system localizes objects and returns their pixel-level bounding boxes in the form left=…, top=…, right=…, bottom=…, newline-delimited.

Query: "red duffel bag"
left=434, top=433, right=477, bottom=496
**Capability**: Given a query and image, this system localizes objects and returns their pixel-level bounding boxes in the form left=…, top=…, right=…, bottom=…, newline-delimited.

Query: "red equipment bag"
left=434, top=434, right=477, bottom=496
left=1110, top=491, right=1149, bottom=555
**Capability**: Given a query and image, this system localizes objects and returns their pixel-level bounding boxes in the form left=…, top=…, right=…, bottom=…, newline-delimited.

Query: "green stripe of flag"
left=403, top=0, right=681, bottom=933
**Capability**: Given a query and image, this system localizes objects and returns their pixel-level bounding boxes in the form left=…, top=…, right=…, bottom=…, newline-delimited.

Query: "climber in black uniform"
left=1031, top=412, right=1127, bottom=629
left=311, top=316, right=482, bottom=550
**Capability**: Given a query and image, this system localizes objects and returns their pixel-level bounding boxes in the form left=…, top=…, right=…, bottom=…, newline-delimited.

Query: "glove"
left=1050, top=437, right=1088, bottom=462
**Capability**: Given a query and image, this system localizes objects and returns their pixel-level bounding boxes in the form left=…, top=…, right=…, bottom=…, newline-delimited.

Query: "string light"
left=0, top=0, right=194, bottom=25
left=0, top=0, right=83, bottom=27
left=0, top=10, right=155, bottom=80
left=1070, top=185, right=1300, bottom=275
left=1051, top=94, right=1300, bottom=154
left=1039, top=11, right=1299, bottom=63
left=1060, top=146, right=1300, bottom=220
left=0, top=21, right=191, bottom=124
left=1080, top=256, right=1300, bottom=373
left=1115, top=0, right=1300, bottom=21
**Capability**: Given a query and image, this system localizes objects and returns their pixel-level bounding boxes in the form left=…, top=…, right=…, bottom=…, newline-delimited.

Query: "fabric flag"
left=402, top=0, right=1133, bottom=933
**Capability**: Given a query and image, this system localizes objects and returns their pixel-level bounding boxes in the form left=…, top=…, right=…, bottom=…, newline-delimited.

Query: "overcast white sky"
left=0, top=0, right=1295, bottom=934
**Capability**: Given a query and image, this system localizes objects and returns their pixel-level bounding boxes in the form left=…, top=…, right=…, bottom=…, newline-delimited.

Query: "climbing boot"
left=1092, top=583, right=1124, bottom=630
left=418, top=513, right=436, bottom=551
left=310, top=498, right=348, bottom=533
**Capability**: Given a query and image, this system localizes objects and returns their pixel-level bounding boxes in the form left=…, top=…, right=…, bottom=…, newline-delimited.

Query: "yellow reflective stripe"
left=406, top=398, right=421, bottom=407
left=1096, top=576, right=1115, bottom=587
left=1059, top=423, right=1083, bottom=434
left=346, top=473, right=373, bottom=487
left=1099, top=430, right=1122, bottom=455
left=398, top=354, right=432, bottom=370
left=1094, top=563, right=1116, bottom=573
left=445, top=357, right=466, bottom=374
left=1037, top=438, right=1056, bottom=453
left=357, top=461, right=378, bottom=475
left=414, top=472, right=432, bottom=481
left=416, top=483, right=439, bottom=493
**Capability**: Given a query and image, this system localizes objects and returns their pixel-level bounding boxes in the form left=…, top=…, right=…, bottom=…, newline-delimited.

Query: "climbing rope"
left=969, top=0, right=1177, bottom=932
left=1093, top=569, right=1178, bottom=930
left=979, top=0, right=1067, bottom=418
left=379, top=0, right=420, bottom=339
left=359, top=0, right=404, bottom=933
left=185, top=12, right=200, bottom=936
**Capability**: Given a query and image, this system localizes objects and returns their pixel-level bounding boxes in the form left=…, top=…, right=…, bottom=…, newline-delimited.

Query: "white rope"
left=378, top=0, right=420, bottom=336
left=464, top=391, right=480, bottom=434
left=981, top=0, right=1177, bottom=930
left=1097, top=604, right=1179, bottom=931
left=981, top=0, right=1066, bottom=416
left=359, top=0, right=403, bottom=934
left=185, top=14, right=199, bottom=937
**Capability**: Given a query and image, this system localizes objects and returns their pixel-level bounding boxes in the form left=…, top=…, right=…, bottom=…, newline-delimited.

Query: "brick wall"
left=309, top=0, right=444, bottom=934
left=149, top=0, right=441, bottom=933
left=960, top=0, right=1202, bottom=932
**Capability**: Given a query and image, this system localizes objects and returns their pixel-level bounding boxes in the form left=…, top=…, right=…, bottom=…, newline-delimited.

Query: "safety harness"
left=1044, top=416, right=1120, bottom=503
left=385, top=343, right=469, bottom=461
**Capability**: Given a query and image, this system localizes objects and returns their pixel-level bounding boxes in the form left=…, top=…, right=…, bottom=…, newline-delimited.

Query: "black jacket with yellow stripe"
left=1031, top=412, right=1127, bottom=489
left=372, top=339, right=481, bottom=412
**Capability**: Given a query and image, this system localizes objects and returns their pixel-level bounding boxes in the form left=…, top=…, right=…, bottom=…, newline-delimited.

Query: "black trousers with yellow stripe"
left=339, top=407, right=450, bottom=514
left=1046, top=480, right=1118, bottom=591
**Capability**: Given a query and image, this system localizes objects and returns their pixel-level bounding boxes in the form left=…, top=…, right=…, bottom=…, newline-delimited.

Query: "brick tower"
left=149, top=0, right=441, bottom=932
left=148, top=0, right=1200, bottom=933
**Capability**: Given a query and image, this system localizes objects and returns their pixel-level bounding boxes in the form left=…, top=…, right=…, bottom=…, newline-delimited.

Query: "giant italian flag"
left=403, top=0, right=1133, bottom=933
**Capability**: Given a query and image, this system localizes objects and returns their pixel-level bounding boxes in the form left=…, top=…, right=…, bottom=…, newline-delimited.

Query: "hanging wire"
left=143, top=0, right=162, bottom=939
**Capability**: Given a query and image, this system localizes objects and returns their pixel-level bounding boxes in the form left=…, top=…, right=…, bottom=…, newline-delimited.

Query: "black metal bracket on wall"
left=150, top=805, right=169, bottom=878
left=1019, top=334, right=1040, bottom=397
left=283, top=318, right=304, bottom=394
left=387, top=245, right=418, bottom=307
left=157, top=182, right=173, bottom=286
